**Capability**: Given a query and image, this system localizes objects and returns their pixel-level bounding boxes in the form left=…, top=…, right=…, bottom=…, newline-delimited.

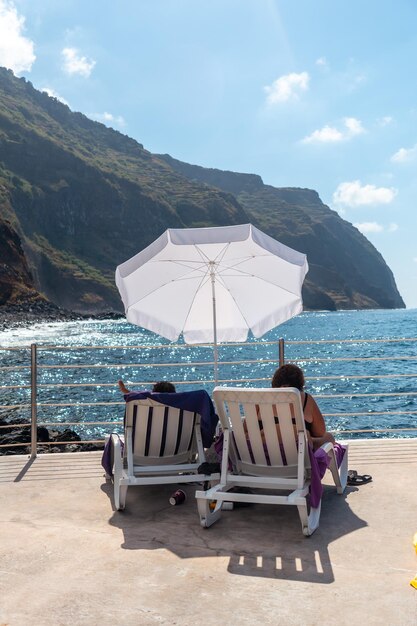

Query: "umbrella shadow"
left=103, top=480, right=367, bottom=583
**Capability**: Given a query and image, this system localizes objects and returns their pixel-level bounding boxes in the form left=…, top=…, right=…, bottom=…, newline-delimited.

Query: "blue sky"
left=1, top=0, right=416, bottom=307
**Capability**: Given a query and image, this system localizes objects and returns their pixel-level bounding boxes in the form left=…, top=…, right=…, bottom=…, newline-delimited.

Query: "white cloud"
left=303, top=117, right=365, bottom=144
left=351, top=74, right=366, bottom=88
left=377, top=116, right=393, bottom=127
left=62, top=47, right=95, bottom=77
left=413, top=257, right=417, bottom=263
left=264, top=71, right=309, bottom=104
left=391, top=144, right=417, bottom=163
left=87, top=111, right=126, bottom=128
left=303, top=125, right=343, bottom=143
left=355, top=222, right=399, bottom=235
left=344, top=117, right=364, bottom=135
left=0, top=0, right=35, bottom=73
left=41, top=87, right=69, bottom=106
left=316, top=56, right=328, bottom=68
left=354, top=222, right=384, bottom=234
left=333, top=180, right=397, bottom=207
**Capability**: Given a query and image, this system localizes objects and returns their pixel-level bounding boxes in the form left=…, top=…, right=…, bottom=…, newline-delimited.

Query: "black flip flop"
left=347, top=471, right=372, bottom=486
left=198, top=462, right=221, bottom=475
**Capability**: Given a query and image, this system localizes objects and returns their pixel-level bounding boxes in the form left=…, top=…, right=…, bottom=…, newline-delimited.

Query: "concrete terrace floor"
left=0, top=439, right=416, bottom=626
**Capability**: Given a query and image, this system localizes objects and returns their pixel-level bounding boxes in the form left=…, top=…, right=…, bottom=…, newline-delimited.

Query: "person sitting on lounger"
left=271, top=363, right=335, bottom=450
left=118, top=380, right=176, bottom=394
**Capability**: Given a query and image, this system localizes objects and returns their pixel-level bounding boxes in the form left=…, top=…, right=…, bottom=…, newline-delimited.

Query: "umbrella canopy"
left=116, top=224, right=308, bottom=371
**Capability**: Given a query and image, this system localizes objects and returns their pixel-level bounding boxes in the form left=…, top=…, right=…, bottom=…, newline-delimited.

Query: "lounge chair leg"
left=337, top=447, right=348, bottom=494
left=112, top=435, right=126, bottom=510
left=119, top=484, right=127, bottom=510
left=328, top=447, right=348, bottom=494
left=297, top=498, right=321, bottom=536
left=197, top=497, right=222, bottom=528
left=114, top=480, right=128, bottom=511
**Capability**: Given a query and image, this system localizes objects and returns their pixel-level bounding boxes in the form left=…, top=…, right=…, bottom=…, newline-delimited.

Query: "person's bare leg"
left=118, top=379, right=130, bottom=394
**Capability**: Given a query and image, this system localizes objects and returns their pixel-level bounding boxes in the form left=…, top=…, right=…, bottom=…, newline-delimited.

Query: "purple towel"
left=308, top=443, right=346, bottom=508
left=101, top=434, right=124, bottom=477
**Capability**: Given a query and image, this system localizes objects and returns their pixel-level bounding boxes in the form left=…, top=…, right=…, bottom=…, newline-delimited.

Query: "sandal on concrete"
left=347, top=472, right=372, bottom=486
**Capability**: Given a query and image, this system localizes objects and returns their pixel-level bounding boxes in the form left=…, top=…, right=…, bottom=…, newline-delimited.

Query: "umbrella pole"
left=210, top=263, right=219, bottom=385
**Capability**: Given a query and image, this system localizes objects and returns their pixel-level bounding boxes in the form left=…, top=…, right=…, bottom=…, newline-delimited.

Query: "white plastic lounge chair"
left=110, top=397, right=219, bottom=510
left=195, top=387, right=348, bottom=536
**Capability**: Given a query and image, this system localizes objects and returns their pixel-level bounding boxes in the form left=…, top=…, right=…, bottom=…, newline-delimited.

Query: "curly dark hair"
left=152, top=381, right=176, bottom=393
left=271, top=364, right=305, bottom=391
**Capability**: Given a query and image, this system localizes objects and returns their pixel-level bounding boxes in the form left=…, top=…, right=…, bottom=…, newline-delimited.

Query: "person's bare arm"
left=308, top=395, right=335, bottom=448
left=308, top=395, right=327, bottom=437
left=311, top=431, right=336, bottom=449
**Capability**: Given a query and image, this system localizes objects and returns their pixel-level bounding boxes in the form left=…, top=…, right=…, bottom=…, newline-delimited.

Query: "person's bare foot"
left=118, top=379, right=130, bottom=394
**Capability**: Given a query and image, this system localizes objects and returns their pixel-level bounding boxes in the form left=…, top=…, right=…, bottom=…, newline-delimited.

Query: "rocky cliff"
left=158, top=156, right=404, bottom=310
left=0, top=67, right=405, bottom=313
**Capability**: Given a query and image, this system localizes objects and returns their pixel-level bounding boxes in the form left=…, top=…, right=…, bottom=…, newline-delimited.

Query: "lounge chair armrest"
left=318, top=441, right=335, bottom=455
left=111, top=433, right=123, bottom=450
left=317, top=440, right=348, bottom=494
left=111, top=434, right=124, bottom=476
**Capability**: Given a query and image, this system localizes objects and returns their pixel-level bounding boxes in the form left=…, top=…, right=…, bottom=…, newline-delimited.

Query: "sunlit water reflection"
left=1, top=309, right=416, bottom=440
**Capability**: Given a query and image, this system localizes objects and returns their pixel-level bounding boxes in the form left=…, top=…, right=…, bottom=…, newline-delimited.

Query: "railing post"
left=279, top=338, right=285, bottom=367
left=30, top=343, right=38, bottom=458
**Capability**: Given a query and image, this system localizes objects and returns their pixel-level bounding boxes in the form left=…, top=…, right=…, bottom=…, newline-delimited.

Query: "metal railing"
left=1, top=337, right=417, bottom=457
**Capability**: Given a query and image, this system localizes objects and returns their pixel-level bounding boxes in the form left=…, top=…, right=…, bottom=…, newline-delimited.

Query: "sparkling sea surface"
left=1, top=308, right=416, bottom=440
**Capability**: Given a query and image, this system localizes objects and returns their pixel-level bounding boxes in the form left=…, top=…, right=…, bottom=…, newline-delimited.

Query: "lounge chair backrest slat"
left=213, top=387, right=310, bottom=475
left=142, top=405, right=166, bottom=457
left=130, top=404, right=149, bottom=457
left=163, top=407, right=182, bottom=456
left=227, top=399, right=253, bottom=464
left=242, top=402, right=268, bottom=465
left=256, top=402, right=283, bottom=465
left=276, top=402, right=298, bottom=465
left=125, top=399, right=197, bottom=465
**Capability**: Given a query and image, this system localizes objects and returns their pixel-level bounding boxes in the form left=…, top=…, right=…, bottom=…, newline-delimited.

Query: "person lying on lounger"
left=271, top=363, right=335, bottom=450
left=118, top=380, right=176, bottom=394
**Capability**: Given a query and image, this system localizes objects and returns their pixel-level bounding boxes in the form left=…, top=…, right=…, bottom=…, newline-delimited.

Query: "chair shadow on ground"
left=103, top=479, right=367, bottom=584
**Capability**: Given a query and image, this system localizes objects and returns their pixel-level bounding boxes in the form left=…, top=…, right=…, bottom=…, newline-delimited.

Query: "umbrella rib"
left=127, top=261, right=301, bottom=310
left=194, top=242, right=231, bottom=264
left=213, top=242, right=232, bottom=264
left=150, top=259, right=208, bottom=272
left=125, top=261, right=209, bottom=311
left=213, top=272, right=253, bottom=332
left=215, top=261, right=302, bottom=298
left=214, top=270, right=299, bottom=331
left=181, top=268, right=212, bottom=333
left=215, top=253, right=273, bottom=274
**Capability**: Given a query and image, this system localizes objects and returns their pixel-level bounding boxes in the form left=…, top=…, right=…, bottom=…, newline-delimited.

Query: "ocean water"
left=1, top=308, right=416, bottom=440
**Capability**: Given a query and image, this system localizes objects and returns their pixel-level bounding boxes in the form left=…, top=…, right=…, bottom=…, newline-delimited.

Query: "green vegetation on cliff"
left=0, top=67, right=405, bottom=313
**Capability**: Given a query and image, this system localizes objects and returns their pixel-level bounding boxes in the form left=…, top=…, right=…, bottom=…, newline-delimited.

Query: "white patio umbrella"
left=115, top=223, right=308, bottom=383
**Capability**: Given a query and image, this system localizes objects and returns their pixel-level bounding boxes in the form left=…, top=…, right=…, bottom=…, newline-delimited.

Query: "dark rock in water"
left=0, top=298, right=123, bottom=333
left=0, top=415, right=28, bottom=434
left=48, top=428, right=81, bottom=442
left=0, top=428, right=31, bottom=455
left=0, top=414, right=103, bottom=455
left=37, top=427, right=50, bottom=442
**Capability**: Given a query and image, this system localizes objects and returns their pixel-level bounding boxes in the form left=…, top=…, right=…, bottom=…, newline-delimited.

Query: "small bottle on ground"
left=169, top=489, right=186, bottom=505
